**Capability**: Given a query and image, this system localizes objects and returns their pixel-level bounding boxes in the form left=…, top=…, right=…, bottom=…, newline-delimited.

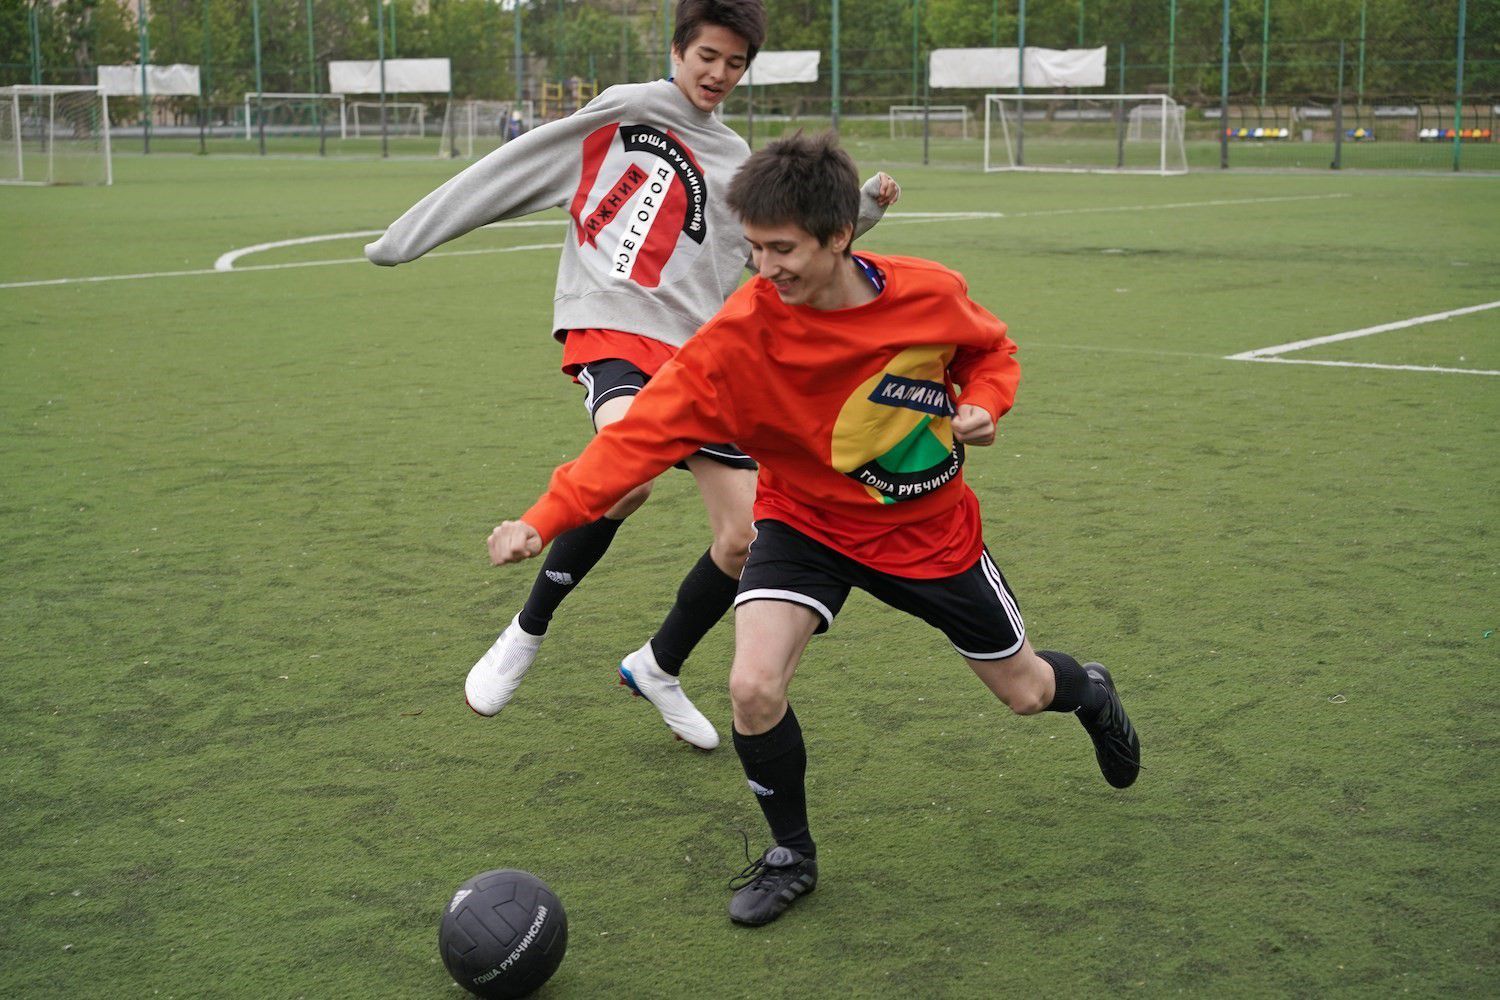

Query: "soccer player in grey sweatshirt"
left=365, top=0, right=900, bottom=749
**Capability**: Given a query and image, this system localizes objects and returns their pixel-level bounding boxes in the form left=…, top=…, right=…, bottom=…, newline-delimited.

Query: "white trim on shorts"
left=734, top=588, right=835, bottom=629
left=578, top=365, right=639, bottom=417
left=951, top=552, right=1026, bottom=660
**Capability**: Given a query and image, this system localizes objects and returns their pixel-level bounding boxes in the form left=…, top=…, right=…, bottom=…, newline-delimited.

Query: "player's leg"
left=868, top=548, right=1141, bottom=788
left=639, top=457, right=756, bottom=676
left=465, top=364, right=652, bottom=717
left=617, top=449, right=754, bottom=749
left=727, top=521, right=851, bottom=927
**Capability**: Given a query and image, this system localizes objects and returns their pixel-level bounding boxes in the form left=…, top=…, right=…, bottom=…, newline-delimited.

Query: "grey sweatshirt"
left=365, top=79, right=887, bottom=348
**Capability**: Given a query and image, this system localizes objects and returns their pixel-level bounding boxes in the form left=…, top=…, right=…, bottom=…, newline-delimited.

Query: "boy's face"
left=672, top=24, right=751, bottom=112
left=743, top=219, right=854, bottom=310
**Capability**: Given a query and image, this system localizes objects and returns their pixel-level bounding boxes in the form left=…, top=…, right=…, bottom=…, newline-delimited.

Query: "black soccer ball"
left=438, top=869, right=568, bottom=999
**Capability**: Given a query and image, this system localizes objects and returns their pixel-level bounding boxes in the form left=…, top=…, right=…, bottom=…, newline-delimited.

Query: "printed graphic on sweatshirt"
left=830, top=344, right=964, bottom=505
left=569, top=122, right=709, bottom=288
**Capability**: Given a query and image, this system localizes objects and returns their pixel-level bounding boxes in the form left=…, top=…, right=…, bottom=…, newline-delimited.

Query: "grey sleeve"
left=364, top=100, right=620, bottom=266
left=853, top=173, right=889, bottom=240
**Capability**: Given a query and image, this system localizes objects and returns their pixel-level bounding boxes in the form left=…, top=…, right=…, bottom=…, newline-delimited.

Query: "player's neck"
left=806, top=257, right=878, bottom=312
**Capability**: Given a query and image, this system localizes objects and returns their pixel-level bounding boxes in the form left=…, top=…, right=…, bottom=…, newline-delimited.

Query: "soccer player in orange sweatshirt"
left=487, top=132, right=1141, bottom=927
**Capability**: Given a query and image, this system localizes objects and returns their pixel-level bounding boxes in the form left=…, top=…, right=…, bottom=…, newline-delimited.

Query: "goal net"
left=0, top=85, right=111, bottom=186
left=888, top=104, right=972, bottom=140
left=242, top=93, right=346, bottom=141
left=349, top=101, right=427, bottom=138
left=985, top=94, right=1187, bottom=175
left=438, top=99, right=532, bottom=159
left=1127, top=101, right=1187, bottom=143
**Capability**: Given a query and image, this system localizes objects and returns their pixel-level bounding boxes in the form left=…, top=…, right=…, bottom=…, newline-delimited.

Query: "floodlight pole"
left=662, top=0, right=671, bottom=78
left=28, top=3, right=41, bottom=86
left=307, top=0, right=323, bottom=155
left=306, top=0, right=318, bottom=95
left=1357, top=0, right=1367, bottom=103
left=514, top=0, right=523, bottom=111
left=1015, top=0, right=1025, bottom=167
left=831, top=0, right=841, bottom=131
left=253, top=0, right=265, bottom=155
left=1259, top=0, right=1270, bottom=108
left=1168, top=0, right=1177, bottom=94
left=1077, top=0, right=1084, bottom=46
left=138, top=0, right=151, bottom=153
left=376, top=0, right=388, bottom=158
left=911, top=0, right=920, bottom=104
left=1453, top=0, right=1466, bottom=172
left=1218, top=0, right=1230, bottom=169
left=200, top=0, right=211, bottom=154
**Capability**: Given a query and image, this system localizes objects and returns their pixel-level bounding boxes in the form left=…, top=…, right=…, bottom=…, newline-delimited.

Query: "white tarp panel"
left=929, top=47, right=1107, bottom=89
left=97, top=64, right=201, bottom=96
left=328, top=58, right=452, bottom=94
left=743, top=50, right=820, bottom=86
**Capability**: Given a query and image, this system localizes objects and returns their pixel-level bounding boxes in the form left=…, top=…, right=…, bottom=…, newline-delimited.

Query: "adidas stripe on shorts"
left=734, top=518, right=1026, bottom=660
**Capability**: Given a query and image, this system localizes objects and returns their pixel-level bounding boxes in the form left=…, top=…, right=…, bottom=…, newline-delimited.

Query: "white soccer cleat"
left=464, top=614, right=545, bottom=717
left=618, top=643, right=720, bottom=750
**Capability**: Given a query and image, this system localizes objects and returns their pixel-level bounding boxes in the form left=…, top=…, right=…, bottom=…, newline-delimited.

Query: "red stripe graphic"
left=628, top=169, right=687, bottom=287
left=579, top=164, right=649, bottom=248
left=570, top=123, right=620, bottom=245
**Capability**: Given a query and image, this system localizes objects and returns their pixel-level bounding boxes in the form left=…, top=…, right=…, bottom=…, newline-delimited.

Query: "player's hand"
left=952, top=404, right=996, bottom=446
left=873, top=171, right=901, bottom=207
left=487, top=520, right=543, bottom=565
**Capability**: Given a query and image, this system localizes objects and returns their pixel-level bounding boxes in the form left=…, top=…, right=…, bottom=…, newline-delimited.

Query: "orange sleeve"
left=521, top=340, right=741, bottom=545
left=948, top=296, right=1020, bottom=421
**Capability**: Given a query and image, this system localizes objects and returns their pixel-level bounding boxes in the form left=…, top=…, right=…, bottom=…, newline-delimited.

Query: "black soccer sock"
left=649, top=549, right=739, bottom=676
left=732, top=705, right=815, bottom=859
left=1038, top=649, right=1107, bottom=715
left=516, top=515, right=625, bottom=636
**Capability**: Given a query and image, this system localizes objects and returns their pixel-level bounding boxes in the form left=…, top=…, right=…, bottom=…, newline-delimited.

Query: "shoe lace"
left=728, top=831, right=770, bottom=891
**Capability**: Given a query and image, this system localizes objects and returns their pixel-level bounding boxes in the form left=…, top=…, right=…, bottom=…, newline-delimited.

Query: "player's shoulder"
left=869, top=253, right=972, bottom=296
left=586, top=80, right=658, bottom=111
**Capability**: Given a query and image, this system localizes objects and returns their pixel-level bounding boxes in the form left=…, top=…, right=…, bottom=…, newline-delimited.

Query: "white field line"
left=0, top=243, right=564, bottom=289
left=211, top=219, right=565, bottom=271
left=2, top=195, right=1350, bottom=290
left=1226, top=300, right=1500, bottom=377
left=881, top=192, right=1351, bottom=226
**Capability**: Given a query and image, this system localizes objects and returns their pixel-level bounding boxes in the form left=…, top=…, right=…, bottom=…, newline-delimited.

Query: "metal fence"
left=1, top=0, right=1493, bottom=170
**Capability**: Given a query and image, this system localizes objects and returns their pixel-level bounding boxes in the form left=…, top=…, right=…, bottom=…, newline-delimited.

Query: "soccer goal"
left=889, top=104, right=972, bottom=140
left=439, top=99, right=532, bottom=159
left=984, top=94, right=1188, bottom=175
left=242, top=92, right=347, bottom=141
left=0, top=85, right=111, bottom=186
left=349, top=101, right=427, bottom=138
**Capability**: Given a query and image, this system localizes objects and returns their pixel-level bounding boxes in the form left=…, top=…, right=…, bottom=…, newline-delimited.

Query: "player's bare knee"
left=606, top=481, right=653, bottom=518
left=710, top=527, right=752, bottom=576
left=728, top=670, right=781, bottom=727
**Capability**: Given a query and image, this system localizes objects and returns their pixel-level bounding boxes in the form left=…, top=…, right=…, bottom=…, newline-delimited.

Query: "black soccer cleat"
left=728, top=845, right=817, bottom=927
left=1078, top=663, right=1141, bottom=789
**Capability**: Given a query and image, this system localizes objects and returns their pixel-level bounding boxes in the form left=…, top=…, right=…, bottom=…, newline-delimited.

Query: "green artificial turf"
left=2, top=153, right=1496, bottom=998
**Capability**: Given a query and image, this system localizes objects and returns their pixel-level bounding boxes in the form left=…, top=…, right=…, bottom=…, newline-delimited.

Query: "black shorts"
left=734, top=519, right=1026, bottom=660
left=577, top=358, right=757, bottom=471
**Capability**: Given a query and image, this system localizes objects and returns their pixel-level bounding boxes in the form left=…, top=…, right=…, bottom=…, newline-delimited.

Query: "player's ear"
left=828, top=224, right=854, bottom=255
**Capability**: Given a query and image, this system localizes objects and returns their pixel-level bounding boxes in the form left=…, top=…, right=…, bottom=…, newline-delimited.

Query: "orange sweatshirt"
left=522, top=252, right=1020, bottom=577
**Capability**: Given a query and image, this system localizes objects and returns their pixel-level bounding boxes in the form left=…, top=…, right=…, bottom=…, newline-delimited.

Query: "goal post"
left=0, top=85, right=112, bottom=186
left=888, top=104, right=972, bottom=140
left=438, top=99, right=533, bottom=159
left=984, top=93, right=1187, bottom=175
left=242, top=92, right=346, bottom=141
left=349, top=101, right=427, bottom=138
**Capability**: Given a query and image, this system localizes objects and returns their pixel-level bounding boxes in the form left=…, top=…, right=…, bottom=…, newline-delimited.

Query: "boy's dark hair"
left=727, top=132, right=861, bottom=249
left=673, top=0, right=767, bottom=62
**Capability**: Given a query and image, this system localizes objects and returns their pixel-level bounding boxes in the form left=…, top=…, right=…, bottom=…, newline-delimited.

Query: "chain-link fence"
left=1, top=0, right=1493, bottom=170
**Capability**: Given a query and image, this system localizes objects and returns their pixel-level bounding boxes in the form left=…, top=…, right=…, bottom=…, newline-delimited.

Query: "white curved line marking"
left=213, top=219, right=568, bottom=271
